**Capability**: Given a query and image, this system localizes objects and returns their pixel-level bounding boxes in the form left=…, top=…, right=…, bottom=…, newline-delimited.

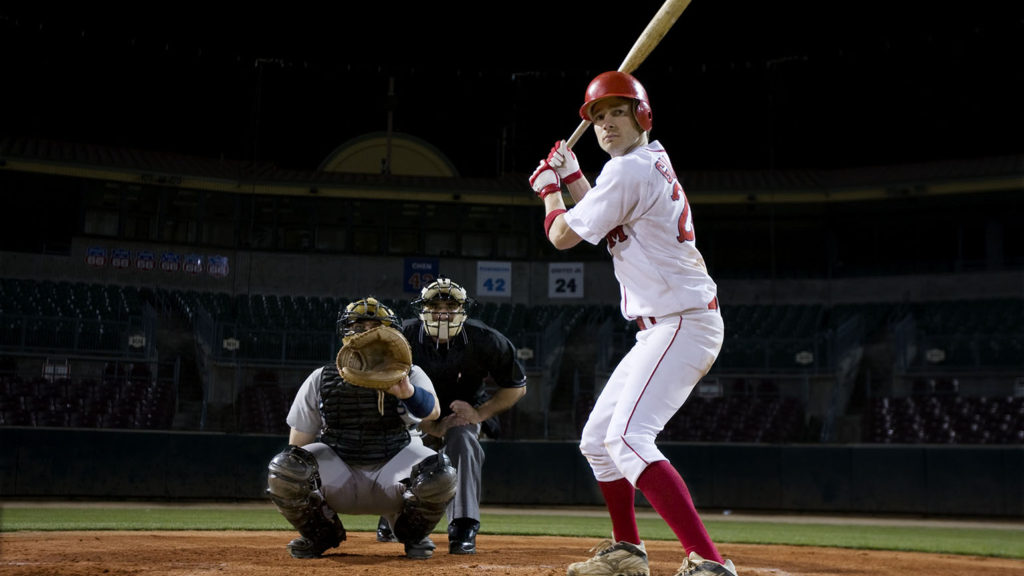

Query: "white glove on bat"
left=546, top=140, right=582, bottom=184
left=529, top=160, right=561, bottom=198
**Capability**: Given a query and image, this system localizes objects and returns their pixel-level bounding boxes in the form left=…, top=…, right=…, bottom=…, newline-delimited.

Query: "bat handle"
left=566, top=119, right=592, bottom=150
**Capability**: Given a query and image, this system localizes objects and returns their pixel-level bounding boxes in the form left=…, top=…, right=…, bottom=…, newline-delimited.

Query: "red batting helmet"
left=579, top=71, right=653, bottom=132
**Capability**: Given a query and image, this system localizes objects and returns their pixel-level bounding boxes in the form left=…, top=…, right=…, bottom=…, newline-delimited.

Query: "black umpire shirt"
left=402, top=318, right=527, bottom=419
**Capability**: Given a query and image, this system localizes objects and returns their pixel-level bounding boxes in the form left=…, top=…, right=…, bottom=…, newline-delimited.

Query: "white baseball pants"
left=579, top=308, right=724, bottom=484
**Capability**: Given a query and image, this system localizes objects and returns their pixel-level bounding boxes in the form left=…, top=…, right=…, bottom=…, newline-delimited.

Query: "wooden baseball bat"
left=566, top=0, right=693, bottom=148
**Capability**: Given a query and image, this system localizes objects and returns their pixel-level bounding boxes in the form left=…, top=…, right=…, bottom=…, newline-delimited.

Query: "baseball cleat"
left=404, top=536, right=436, bottom=560
left=287, top=536, right=330, bottom=559
left=448, top=517, right=479, bottom=555
left=566, top=539, right=649, bottom=576
left=376, top=516, right=398, bottom=542
left=674, top=551, right=737, bottom=576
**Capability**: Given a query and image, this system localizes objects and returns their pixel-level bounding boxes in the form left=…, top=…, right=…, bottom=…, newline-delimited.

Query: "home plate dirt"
left=2, top=531, right=1022, bottom=576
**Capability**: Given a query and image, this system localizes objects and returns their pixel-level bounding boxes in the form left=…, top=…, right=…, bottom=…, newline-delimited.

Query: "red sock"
left=598, top=478, right=640, bottom=545
left=635, top=460, right=723, bottom=563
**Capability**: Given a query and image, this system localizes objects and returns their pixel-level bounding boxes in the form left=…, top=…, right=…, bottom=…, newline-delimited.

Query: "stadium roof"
left=2, top=2, right=1022, bottom=178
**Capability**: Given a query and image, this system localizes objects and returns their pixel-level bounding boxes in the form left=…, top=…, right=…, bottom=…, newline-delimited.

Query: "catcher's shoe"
left=674, top=551, right=737, bottom=576
left=285, top=512, right=346, bottom=559
left=404, top=536, right=436, bottom=560
left=566, top=539, right=649, bottom=576
left=377, top=516, right=398, bottom=542
left=287, top=535, right=338, bottom=559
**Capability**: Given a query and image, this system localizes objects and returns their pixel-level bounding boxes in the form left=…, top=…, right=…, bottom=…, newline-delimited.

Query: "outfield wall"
left=0, top=428, right=1020, bottom=517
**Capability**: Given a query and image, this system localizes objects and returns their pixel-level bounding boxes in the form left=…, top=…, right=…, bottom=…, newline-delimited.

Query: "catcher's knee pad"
left=410, top=452, right=458, bottom=503
left=392, top=452, right=457, bottom=543
left=267, top=446, right=346, bottom=551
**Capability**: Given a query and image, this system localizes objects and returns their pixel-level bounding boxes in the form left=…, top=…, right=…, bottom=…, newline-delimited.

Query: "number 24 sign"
left=549, top=263, right=584, bottom=299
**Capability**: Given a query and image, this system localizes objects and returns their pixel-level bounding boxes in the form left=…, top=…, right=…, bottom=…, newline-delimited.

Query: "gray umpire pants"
left=441, top=422, right=484, bottom=523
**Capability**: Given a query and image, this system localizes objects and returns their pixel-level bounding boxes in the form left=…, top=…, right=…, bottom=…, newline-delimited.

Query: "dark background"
left=0, top=4, right=1022, bottom=479
left=2, top=2, right=1023, bottom=177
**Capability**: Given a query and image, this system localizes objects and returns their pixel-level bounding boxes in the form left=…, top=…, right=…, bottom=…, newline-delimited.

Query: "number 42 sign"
left=549, top=262, right=584, bottom=299
left=476, top=261, right=512, bottom=298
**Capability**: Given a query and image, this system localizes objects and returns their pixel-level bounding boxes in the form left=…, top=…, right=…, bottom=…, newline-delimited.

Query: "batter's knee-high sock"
left=598, top=478, right=640, bottom=545
left=635, top=460, right=723, bottom=563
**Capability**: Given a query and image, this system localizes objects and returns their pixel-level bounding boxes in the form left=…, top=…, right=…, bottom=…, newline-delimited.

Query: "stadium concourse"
left=1, top=277, right=1021, bottom=445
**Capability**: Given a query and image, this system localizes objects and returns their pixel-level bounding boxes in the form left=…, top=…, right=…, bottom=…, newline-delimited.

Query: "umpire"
left=378, top=276, right=527, bottom=555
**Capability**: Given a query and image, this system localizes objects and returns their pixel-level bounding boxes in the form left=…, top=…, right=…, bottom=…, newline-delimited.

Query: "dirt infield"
left=3, top=531, right=1024, bottom=576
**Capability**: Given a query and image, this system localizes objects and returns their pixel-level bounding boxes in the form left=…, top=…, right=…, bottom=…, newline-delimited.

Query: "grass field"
left=2, top=503, right=1022, bottom=559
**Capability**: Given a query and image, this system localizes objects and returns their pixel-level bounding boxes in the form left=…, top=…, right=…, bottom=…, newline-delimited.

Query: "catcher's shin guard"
left=392, top=452, right=457, bottom=544
left=267, top=446, right=346, bottom=557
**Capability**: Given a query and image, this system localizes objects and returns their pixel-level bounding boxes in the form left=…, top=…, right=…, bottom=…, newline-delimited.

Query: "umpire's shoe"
left=377, top=516, right=398, bottom=542
left=404, top=536, right=436, bottom=560
left=567, top=539, right=648, bottom=576
left=674, top=551, right=737, bottom=576
left=448, top=517, right=479, bottom=555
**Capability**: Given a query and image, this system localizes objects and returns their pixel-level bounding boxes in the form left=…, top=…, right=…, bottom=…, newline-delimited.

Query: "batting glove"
left=529, top=160, right=561, bottom=198
left=546, top=140, right=582, bottom=184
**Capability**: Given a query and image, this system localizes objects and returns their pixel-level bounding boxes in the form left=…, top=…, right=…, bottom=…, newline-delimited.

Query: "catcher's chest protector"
left=318, top=366, right=410, bottom=464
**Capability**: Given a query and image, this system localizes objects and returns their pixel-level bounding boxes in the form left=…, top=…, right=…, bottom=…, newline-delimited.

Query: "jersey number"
left=656, top=157, right=695, bottom=243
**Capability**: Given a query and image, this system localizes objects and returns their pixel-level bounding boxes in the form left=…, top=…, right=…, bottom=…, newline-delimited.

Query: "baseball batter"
left=530, top=71, right=737, bottom=576
left=266, top=297, right=457, bottom=561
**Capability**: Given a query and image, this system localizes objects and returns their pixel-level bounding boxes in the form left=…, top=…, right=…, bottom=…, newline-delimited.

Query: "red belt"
left=636, top=297, right=718, bottom=331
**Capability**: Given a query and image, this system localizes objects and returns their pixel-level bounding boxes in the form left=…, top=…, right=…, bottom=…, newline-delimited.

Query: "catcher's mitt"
left=336, top=325, right=413, bottom=390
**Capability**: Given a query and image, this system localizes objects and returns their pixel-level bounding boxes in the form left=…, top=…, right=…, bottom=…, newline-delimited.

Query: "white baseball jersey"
left=564, top=140, right=725, bottom=485
left=562, top=140, right=717, bottom=319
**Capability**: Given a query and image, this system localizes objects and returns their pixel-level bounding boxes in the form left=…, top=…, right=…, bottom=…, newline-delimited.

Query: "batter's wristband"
left=401, top=385, right=436, bottom=419
left=562, top=170, right=583, bottom=185
left=544, top=208, right=567, bottom=237
left=536, top=183, right=560, bottom=198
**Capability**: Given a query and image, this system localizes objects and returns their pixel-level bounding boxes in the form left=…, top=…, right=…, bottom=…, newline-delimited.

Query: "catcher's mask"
left=338, top=297, right=401, bottom=344
left=412, top=276, right=471, bottom=343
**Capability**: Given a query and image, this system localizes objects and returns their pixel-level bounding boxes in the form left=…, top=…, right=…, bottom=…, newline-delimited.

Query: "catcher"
left=267, top=297, right=456, bottom=560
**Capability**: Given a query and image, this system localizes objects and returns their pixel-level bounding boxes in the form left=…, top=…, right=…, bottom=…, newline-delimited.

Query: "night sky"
left=2, top=2, right=1022, bottom=178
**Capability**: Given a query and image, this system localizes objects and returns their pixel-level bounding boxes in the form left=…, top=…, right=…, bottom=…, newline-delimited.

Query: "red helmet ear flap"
left=634, top=100, right=653, bottom=132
